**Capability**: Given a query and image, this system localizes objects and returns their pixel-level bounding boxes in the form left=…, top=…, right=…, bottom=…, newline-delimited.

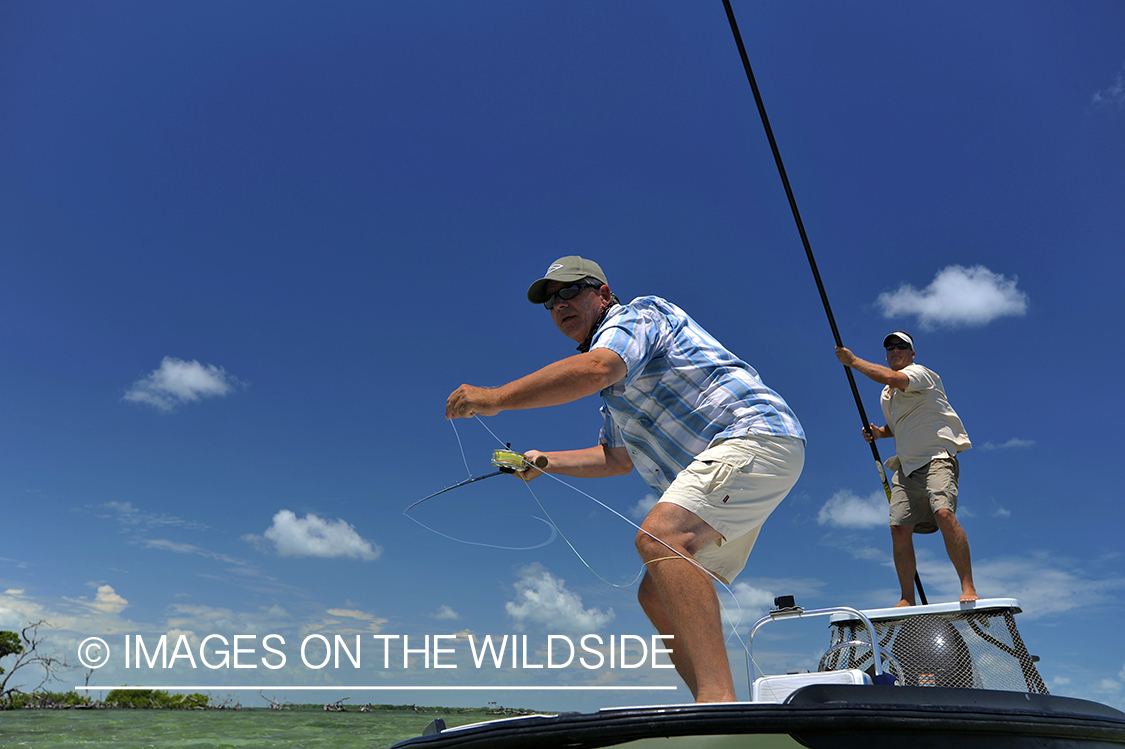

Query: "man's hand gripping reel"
left=492, top=448, right=549, bottom=474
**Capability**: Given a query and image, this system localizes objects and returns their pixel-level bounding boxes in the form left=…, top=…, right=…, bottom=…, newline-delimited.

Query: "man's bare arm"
left=835, top=346, right=910, bottom=390
left=519, top=445, right=633, bottom=481
left=446, top=348, right=627, bottom=419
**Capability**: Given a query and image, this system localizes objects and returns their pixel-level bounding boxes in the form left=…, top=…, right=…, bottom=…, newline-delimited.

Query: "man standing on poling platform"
left=835, top=331, right=979, bottom=607
left=446, top=255, right=805, bottom=703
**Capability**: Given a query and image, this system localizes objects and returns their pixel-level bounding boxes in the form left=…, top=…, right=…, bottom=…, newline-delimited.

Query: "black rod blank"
left=720, top=0, right=926, bottom=604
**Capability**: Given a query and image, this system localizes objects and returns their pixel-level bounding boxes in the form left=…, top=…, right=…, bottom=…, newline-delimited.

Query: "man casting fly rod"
left=446, top=256, right=805, bottom=703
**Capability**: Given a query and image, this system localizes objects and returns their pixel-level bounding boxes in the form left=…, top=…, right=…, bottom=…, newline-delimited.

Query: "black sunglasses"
left=885, top=342, right=912, bottom=351
left=543, top=283, right=600, bottom=310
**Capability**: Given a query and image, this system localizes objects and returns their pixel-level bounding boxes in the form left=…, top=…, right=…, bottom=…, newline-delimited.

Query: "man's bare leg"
left=637, top=572, right=697, bottom=697
left=890, top=524, right=917, bottom=607
left=935, top=509, right=978, bottom=602
left=636, top=503, right=733, bottom=703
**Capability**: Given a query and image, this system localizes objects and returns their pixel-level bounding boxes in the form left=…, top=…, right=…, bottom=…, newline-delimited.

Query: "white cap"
left=883, top=331, right=914, bottom=349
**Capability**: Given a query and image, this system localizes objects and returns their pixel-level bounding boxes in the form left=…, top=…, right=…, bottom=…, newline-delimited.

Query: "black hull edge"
left=391, top=686, right=1125, bottom=749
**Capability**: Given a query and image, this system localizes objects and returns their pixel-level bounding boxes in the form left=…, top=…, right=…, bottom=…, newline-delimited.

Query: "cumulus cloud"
left=123, top=356, right=244, bottom=412
left=979, top=438, right=1035, bottom=451
left=629, top=494, right=659, bottom=521
left=433, top=605, right=461, bottom=620
left=877, top=265, right=1028, bottom=329
left=244, top=510, right=381, bottom=561
left=88, top=584, right=129, bottom=615
left=817, top=490, right=887, bottom=529
left=1092, top=65, right=1125, bottom=108
left=506, top=563, right=614, bottom=633
left=729, top=582, right=775, bottom=624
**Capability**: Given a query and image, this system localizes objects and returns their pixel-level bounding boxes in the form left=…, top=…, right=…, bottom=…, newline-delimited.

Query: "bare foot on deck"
left=959, top=590, right=979, bottom=603
left=894, top=599, right=913, bottom=608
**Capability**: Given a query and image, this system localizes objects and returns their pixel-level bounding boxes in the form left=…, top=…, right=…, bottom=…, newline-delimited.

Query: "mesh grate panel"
left=826, top=607, right=1047, bottom=693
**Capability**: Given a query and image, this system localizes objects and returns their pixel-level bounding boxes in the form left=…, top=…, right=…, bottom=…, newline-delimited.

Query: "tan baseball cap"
left=526, top=256, right=608, bottom=304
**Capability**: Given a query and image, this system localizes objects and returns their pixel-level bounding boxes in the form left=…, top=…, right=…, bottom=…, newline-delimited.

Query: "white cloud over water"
left=877, top=265, right=1028, bottom=329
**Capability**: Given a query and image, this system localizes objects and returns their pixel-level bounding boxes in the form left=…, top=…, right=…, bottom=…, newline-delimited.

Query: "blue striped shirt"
left=592, top=296, right=804, bottom=493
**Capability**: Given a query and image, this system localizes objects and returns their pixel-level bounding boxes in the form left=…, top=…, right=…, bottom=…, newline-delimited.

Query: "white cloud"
left=506, top=563, right=614, bottom=633
left=979, top=438, right=1036, bottom=451
left=817, top=490, right=887, bottom=529
left=123, top=356, right=244, bottom=412
left=327, top=608, right=377, bottom=621
left=877, top=265, right=1028, bottom=329
left=433, top=605, right=461, bottom=620
left=297, top=607, right=389, bottom=636
left=1092, top=65, right=1125, bottom=108
left=166, top=603, right=292, bottom=634
left=629, top=494, right=659, bottom=521
left=244, top=510, right=381, bottom=561
left=100, top=501, right=210, bottom=531
left=87, top=584, right=128, bottom=615
left=1097, top=678, right=1122, bottom=693
left=728, top=582, right=774, bottom=624
left=941, top=554, right=1125, bottom=619
left=141, top=538, right=250, bottom=567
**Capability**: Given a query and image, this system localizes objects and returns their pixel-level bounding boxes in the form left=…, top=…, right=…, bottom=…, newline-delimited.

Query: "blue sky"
left=2, top=1, right=1124, bottom=715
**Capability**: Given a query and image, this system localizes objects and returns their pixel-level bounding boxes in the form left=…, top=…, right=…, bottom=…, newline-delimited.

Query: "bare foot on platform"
left=960, top=591, right=979, bottom=603
left=894, top=599, right=913, bottom=608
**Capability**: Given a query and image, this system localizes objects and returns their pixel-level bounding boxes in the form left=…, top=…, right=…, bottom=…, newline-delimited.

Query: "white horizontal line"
left=75, top=686, right=677, bottom=691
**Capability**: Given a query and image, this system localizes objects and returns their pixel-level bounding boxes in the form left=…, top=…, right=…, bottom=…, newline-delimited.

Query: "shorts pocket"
left=693, top=455, right=755, bottom=495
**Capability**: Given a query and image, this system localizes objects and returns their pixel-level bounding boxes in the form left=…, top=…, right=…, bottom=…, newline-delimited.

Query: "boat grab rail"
left=748, top=604, right=887, bottom=683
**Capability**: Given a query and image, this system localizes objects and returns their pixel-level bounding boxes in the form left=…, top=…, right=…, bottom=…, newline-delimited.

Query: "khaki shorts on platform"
left=657, top=434, right=804, bottom=584
left=890, top=456, right=959, bottom=535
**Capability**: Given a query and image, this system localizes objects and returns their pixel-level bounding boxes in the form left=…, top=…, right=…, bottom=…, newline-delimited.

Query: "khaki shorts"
left=890, top=456, right=959, bottom=535
left=658, top=434, right=804, bottom=584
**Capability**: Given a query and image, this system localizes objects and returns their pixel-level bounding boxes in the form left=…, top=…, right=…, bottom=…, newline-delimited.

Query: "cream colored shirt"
left=880, top=363, right=971, bottom=476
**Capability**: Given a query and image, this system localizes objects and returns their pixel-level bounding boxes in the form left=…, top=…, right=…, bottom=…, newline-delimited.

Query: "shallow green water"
left=0, top=707, right=498, bottom=749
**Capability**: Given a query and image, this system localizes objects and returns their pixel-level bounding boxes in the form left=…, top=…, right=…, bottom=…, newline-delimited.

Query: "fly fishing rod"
left=403, top=447, right=548, bottom=513
left=721, top=0, right=927, bottom=604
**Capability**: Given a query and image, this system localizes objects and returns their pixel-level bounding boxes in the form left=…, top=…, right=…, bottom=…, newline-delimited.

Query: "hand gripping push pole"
left=721, top=0, right=926, bottom=604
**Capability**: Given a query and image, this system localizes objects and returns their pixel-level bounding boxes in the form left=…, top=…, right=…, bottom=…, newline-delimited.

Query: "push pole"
left=720, top=0, right=927, bottom=605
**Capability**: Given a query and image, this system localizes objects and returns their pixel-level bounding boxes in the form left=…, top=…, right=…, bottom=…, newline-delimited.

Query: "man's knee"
left=635, top=527, right=660, bottom=558
left=890, top=524, right=914, bottom=540
left=934, top=508, right=960, bottom=529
